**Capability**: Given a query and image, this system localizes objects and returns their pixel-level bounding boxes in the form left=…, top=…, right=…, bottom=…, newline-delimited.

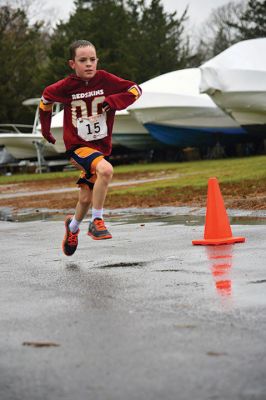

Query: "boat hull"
left=0, top=146, right=16, bottom=164
left=200, top=39, right=266, bottom=137
left=112, top=112, right=161, bottom=150
left=0, top=134, right=57, bottom=159
left=206, top=90, right=266, bottom=136
left=144, top=123, right=249, bottom=148
left=129, top=68, right=249, bottom=149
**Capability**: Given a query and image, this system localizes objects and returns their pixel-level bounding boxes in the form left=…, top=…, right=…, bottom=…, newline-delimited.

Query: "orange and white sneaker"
left=88, top=218, right=112, bottom=240
left=62, top=215, right=80, bottom=256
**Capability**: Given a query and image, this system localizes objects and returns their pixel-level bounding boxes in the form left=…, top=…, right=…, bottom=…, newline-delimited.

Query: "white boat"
left=112, top=109, right=161, bottom=150
left=0, top=99, right=58, bottom=160
left=48, top=108, right=161, bottom=152
left=200, top=38, right=266, bottom=137
left=0, top=133, right=57, bottom=160
left=0, top=145, right=16, bottom=164
left=42, top=109, right=66, bottom=154
left=128, top=68, right=249, bottom=148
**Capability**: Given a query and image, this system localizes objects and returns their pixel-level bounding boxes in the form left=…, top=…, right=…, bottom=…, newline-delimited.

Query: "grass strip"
left=0, top=155, right=265, bottom=186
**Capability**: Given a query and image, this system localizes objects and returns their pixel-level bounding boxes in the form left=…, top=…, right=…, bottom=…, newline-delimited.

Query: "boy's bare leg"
left=92, top=158, right=113, bottom=209
left=75, top=184, right=92, bottom=221
left=88, top=158, right=113, bottom=240
left=62, top=184, right=92, bottom=256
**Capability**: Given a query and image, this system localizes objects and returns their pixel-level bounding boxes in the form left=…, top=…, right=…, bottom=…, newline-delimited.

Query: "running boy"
left=39, top=40, right=141, bottom=256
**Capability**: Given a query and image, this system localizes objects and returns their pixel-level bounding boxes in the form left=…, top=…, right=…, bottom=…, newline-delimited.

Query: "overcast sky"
left=38, top=0, right=235, bottom=28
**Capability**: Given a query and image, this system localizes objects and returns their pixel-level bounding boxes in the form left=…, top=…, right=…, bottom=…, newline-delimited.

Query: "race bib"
left=77, top=113, right=108, bottom=142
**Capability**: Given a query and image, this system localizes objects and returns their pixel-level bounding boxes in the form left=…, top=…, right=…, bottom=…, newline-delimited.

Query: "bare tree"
left=0, top=0, right=57, bottom=28
left=191, top=0, right=247, bottom=64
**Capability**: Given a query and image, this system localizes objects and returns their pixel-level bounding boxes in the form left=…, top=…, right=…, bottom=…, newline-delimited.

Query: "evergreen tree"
left=42, top=0, right=132, bottom=84
left=229, top=0, right=266, bottom=39
left=127, top=0, right=189, bottom=82
left=43, top=0, right=190, bottom=85
left=0, top=5, right=48, bottom=124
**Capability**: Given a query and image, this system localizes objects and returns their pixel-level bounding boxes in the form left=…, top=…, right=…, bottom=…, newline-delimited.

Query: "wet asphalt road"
left=1, top=218, right=266, bottom=400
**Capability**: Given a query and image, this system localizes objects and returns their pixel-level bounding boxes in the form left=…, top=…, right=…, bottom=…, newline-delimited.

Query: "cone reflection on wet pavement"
left=206, top=245, right=233, bottom=297
left=215, top=279, right=232, bottom=295
left=192, top=177, right=245, bottom=246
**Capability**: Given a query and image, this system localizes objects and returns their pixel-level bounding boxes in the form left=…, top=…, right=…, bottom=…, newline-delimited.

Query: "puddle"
left=96, top=262, right=145, bottom=269
left=105, top=207, right=266, bottom=226
left=109, top=213, right=205, bottom=226
left=0, top=207, right=72, bottom=223
left=0, top=206, right=266, bottom=225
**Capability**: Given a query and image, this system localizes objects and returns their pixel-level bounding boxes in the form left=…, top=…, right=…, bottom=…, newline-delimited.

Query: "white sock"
left=92, top=208, right=103, bottom=221
left=69, top=216, right=81, bottom=233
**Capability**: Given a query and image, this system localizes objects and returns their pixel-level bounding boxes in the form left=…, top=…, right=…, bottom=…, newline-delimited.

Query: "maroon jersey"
left=39, top=70, right=141, bottom=155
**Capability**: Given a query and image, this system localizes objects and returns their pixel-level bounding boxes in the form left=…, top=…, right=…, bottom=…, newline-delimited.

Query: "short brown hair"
left=69, top=40, right=96, bottom=59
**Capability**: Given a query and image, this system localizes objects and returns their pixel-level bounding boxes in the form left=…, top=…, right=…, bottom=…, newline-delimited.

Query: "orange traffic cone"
left=192, top=177, right=245, bottom=246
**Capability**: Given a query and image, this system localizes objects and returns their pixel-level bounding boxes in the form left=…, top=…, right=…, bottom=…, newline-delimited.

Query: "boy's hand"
left=102, top=101, right=111, bottom=112
left=44, top=132, right=56, bottom=144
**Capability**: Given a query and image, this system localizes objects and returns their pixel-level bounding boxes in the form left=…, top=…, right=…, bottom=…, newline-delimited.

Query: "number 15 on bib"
left=77, top=113, right=108, bottom=142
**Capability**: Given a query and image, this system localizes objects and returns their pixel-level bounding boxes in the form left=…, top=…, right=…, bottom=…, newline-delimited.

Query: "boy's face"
left=69, top=46, right=98, bottom=80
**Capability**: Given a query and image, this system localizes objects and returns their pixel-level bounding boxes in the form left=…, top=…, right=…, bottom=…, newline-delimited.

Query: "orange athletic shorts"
left=69, top=147, right=104, bottom=189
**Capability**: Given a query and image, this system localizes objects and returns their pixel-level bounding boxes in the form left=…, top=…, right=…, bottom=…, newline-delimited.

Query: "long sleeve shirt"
left=39, top=70, right=141, bottom=155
